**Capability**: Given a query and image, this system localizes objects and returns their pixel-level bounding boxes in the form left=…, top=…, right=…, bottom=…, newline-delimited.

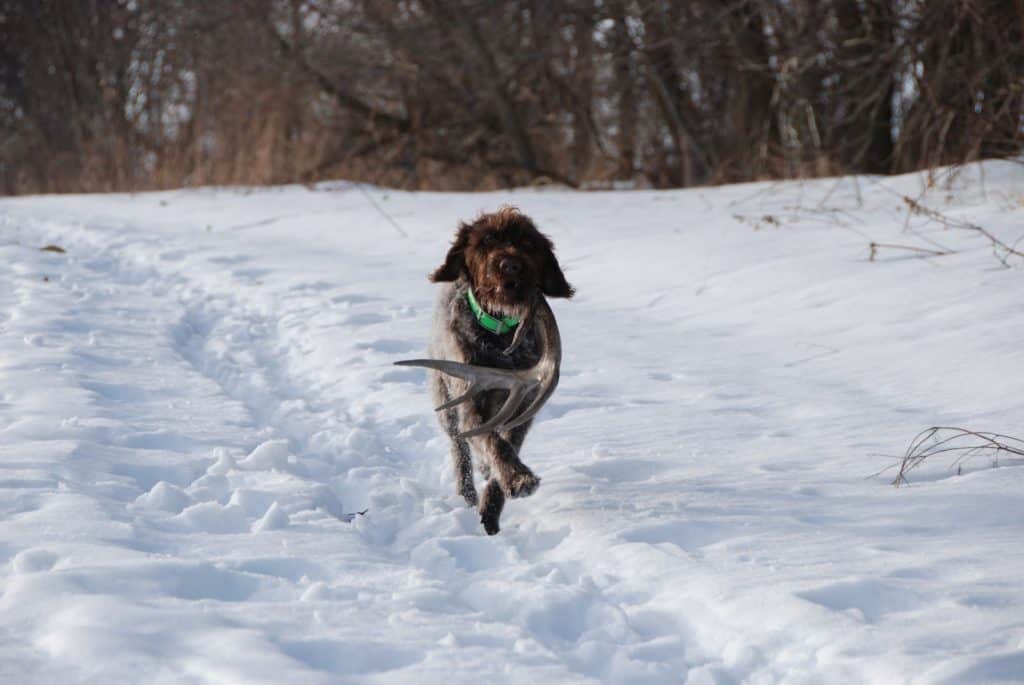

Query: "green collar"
left=466, top=288, right=520, bottom=334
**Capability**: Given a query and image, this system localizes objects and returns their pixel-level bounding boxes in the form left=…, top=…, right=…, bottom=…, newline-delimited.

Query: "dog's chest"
left=458, top=317, right=540, bottom=370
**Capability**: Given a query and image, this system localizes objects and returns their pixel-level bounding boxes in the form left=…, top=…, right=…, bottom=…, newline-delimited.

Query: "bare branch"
left=902, top=196, right=1024, bottom=267
left=872, top=427, right=1024, bottom=487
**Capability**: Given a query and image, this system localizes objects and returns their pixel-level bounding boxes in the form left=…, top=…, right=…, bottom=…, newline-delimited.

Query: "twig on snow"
left=357, top=184, right=408, bottom=238
left=868, top=242, right=950, bottom=261
left=901, top=196, right=1024, bottom=267
left=872, top=426, right=1024, bottom=487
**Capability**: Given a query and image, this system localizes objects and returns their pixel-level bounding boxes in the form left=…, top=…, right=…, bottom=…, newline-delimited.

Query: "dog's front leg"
left=458, top=411, right=536, bottom=535
left=433, top=374, right=478, bottom=507
left=478, top=478, right=505, bottom=535
left=469, top=433, right=540, bottom=500
left=444, top=412, right=477, bottom=507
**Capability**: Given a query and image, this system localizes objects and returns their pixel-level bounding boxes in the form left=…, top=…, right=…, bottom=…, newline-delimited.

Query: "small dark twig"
left=342, top=508, right=369, bottom=522
left=356, top=184, right=408, bottom=238
left=868, top=242, right=950, bottom=261
left=872, top=427, right=1024, bottom=487
left=902, top=196, right=1024, bottom=267
left=732, top=213, right=779, bottom=230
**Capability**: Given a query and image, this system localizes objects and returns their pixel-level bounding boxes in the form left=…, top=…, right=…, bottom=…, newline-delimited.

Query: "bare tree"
left=2, top=0, right=1021, bottom=195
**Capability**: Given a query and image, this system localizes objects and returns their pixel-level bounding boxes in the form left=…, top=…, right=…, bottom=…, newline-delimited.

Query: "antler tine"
left=499, top=370, right=558, bottom=431
left=395, top=358, right=506, bottom=384
left=395, top=358, right=520, bottom=390
left=456, top=383, right=531, bottom=437
left=502, top=297, right=535, bottom=356
left=434, top=384, right=478, bottom=411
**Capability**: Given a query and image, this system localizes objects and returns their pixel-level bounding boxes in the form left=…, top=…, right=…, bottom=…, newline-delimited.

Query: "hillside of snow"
left=1, top=162, right=1022, bottom=684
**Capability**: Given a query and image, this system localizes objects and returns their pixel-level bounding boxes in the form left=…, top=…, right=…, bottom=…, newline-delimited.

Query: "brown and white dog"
left=398, top=207, right=573, bottom=534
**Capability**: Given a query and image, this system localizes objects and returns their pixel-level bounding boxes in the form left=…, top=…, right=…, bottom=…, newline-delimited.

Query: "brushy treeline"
left=1, top=1, right=1021, bottom=195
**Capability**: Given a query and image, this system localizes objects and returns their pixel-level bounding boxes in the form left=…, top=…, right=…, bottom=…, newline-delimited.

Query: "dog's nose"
left=498, top=256, right=522, bottom=275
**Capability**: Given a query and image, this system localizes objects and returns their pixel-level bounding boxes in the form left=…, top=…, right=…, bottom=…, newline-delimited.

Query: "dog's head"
left=430, top=207, right=574, bottom=313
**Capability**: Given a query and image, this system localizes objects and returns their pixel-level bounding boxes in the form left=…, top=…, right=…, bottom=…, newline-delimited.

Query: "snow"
left=1, top=162, right=1023, bottom=683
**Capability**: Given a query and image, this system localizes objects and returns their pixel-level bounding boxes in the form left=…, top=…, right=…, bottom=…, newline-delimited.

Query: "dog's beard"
left=479, top=291, right=532, bottom=320
left=471, top=276, right=533, bottom=317
left=493, top=301, right=529, bottom=319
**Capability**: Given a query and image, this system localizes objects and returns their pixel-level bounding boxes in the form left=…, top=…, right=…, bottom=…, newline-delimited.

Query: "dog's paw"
left=461, top=489, right=479, bottom=508
left=481, top=513, right=501, bottom=535
left=507, top=470, right=540, bottom=498
left=479, top=480, right=505, bottom=535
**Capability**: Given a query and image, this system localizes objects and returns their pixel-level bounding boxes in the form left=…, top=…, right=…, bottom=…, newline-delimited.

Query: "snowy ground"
left=1, top=162, right=1022, bottom=684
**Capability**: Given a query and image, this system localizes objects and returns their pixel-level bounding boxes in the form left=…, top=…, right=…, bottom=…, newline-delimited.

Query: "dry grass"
left=875, top=427, right=1024, bottom=487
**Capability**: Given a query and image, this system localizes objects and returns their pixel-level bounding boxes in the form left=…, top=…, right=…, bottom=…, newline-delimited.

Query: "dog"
left=402, top=207, right=573, bottom=534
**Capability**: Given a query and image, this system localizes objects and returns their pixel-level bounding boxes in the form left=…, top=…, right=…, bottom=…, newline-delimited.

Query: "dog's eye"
left=482, top=233, right=497, bottom=246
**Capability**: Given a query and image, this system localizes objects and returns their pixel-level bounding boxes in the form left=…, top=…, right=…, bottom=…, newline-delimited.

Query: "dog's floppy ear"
left=430, top=223, right=472, bottom=282
left=539, top=238, right=575, bottom=298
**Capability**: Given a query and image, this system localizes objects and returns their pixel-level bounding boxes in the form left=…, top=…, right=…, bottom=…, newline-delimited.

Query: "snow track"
left=2, top=166, right=1024, bottom=683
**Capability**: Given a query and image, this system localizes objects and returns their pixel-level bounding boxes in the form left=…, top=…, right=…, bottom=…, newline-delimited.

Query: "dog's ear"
left=430, top=223, right=472, bottom=282
left=539, top=239, right=575, bottom=298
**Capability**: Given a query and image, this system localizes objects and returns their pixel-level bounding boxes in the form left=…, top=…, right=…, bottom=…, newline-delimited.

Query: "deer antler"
left=396, top=296, right=561, bottom=437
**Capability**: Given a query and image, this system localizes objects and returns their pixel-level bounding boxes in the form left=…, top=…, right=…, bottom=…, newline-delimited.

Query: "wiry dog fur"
left=427, top=207, right=573, bottom=534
